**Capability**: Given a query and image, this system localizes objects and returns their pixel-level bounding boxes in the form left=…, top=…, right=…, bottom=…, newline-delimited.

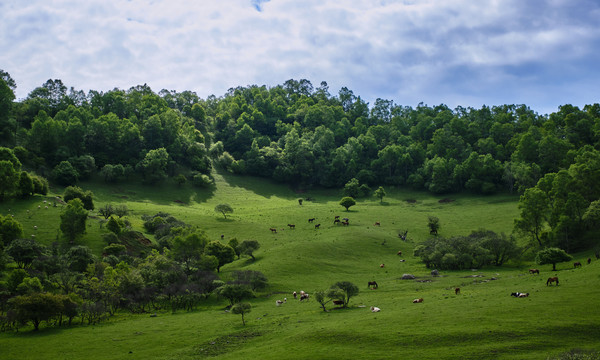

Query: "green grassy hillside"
left=1, top=173, right=599, bottom=360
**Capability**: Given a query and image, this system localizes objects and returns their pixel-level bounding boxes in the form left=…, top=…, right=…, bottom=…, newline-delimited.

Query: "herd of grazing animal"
left=268, top=215, right=385, bottom=232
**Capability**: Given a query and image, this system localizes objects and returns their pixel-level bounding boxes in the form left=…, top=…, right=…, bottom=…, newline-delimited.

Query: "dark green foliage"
left=51, top=161, right=79, bottom=186
left=339, top=197, right=356, bottom=211
left=231, top=302, right=251, bottom=326
left=535, top=247, right=573, bottom=271
left=8, top=292, right=67, bottom=330
left=5, top=238, right=46, bottom=269
left=65, top=245, right=95, bottom=272
left=329, top=281, right=359, bottom=307
left=427, top=216, right=440, bottom=235
left=106, top=217, right=122, bottom=235
left=205, top=241, right=236, bottom=272
left=238, top=239, right=260, bottom=260
left=60, top=198, right=88, bottom=243
left=215, top=204, right=233, bottom=219
left=414, top=229, right=517, bottom=270
left=63, top=186, right=94, bottom=210
left=17, top=171, right=34, bottom=198
left=231, top=270, right=268, bottom=291
left=215, top=284, right=254, bottom=307
left=0, top=214, right=23, bottom=247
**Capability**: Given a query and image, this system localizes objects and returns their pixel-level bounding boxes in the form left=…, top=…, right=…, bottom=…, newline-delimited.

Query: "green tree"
left=63, top=186, right=94, bottom=210
left=60, top=198, right=88, bottom=243
left=9, top=292, right=65, bottom=330
left=343, top=178, right=360, bottom=198
left=51, top=161, right=79, bottom=186
left=174, top=174, right=187, bottom=187
left=136, top=148, right=169, bottom=184
left=106, top=217, right=122, bottom=235
left=238, top=239, right=260, bottom=260
left=6, top=238, right=46, bottom=268
left=17, top=171, right=34, bottom=198
left=329, top=281, right=359, bottom=307
left=170, top=231, right=209, bottom=264
left=427, top=216, right=440, bottom=235
left=0, top=214, right=23, bottom=247
left=228, top=238, right=240, bottom=259
left=514, top=188, right=549, bottom=247
left=339, top=196, right=356, bottom=211
left=535, top=247, right=573, bottom=271
left=0, top=160, right=19, bottom=199
left=215, top=284, right=254, bottom=306
left=214, top=204, right=233, bottom=219
left=65, top=245, right=96, bottom=272
left=231, top=302, right=251, bottom=326
left=374, top=186, right=386, bottom=204
left=204, top=241, right=236, bottom=272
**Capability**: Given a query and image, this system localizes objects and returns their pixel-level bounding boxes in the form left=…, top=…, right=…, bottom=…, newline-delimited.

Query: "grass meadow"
left=1, top=171, right=599, bottom=359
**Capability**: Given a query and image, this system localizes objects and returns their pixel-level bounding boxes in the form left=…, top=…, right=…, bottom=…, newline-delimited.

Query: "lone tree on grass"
left=231, top=302, right=251, bottom=326
left=330, top=281, right=359, bottom=308
left=536, top=247, right=573, bottom=271
left=214, top=204, right=233, bottom=219
left=205, top=241, right=236, bottom=272
left=340, top=197, right=356, bottom=211
left=374, top=186, right=386, bottom=204
left=428, top=216, right=440, bottom=235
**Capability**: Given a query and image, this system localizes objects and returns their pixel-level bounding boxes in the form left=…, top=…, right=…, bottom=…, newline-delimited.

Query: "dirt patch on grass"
left=174, top=199, right=184, bottom=204
left=438, top=198, right=454, bottom=203
left=196, top=330, right=262, bottom=357
left=405, top=199, right=417, bottom=204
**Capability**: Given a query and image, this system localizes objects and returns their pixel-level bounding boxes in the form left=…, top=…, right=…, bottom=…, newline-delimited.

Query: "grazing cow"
left=287, top=224, right=295, bottom=229
left=270, top=228, right=277, bottom=233
left=574, top=261, right=582, bottom=268
left=308, top=218, right=315, bottom=223
left=220, top=234, right=224, bottom=240
left=276, top=300, right=284, bottom=306
left=546, top=277, right=559, bottom=286
left=374, top=222, right=380, bottom=226
left=333, top=300, right=345, bottom=306
left=368, top=281, right=378, bottom=289
left=397, top=251, right=403, bottom=256
left=343, top=218, right=349, bottom=222
left=315, top=224, right=321, bottom=229
left=455, top=287, right=460, bottom=295
left=293, top=291, right=297, bottom=299
left=529, top=269, right=540, bottom=275
left=511, top=292, right=529, bottom=298
left=380, top=263, right=385, bottom=268
left=334, top=219, right=341, bottom=224
left=300, top=293, right=309, bottom=301
left=334, top=215, right=340, bottom=220
left=412, top=298, right=424, bottom=303
left=370, top=306, right=381, bottom=312
left=588, top=258, right=592, bottom=265
left=342, top=221, right=349, bottom=226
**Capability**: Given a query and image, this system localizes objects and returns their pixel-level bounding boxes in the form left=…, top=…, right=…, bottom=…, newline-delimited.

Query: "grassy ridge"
left=1, top=173, right=599, bottom=359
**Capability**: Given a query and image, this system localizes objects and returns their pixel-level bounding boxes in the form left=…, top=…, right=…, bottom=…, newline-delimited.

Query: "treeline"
left=2, top=72, right=600, bottom=250
left=0, top=209, right=263, bottom=331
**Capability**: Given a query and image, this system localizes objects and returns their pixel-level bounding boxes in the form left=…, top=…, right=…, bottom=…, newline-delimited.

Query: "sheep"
left=370, top=306, right=381, bottom=312
left=276, top=300, right=284, bottom=306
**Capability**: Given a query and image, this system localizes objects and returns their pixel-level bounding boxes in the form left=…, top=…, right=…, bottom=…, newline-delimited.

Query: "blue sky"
left=1, top=0, right=599, bottom=115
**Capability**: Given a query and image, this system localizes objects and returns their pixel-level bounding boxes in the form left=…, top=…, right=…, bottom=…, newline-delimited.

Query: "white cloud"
left=1, top=0, right=599, bottom=114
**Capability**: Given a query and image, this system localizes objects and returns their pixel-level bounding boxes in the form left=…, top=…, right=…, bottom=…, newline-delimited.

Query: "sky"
left=1, top=0, right=600, bottom=115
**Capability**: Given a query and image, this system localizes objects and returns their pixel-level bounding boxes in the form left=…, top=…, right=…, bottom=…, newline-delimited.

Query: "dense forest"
left=2, top=71, right=600, bottom=252
left=0, top=72, right=599, bottom=261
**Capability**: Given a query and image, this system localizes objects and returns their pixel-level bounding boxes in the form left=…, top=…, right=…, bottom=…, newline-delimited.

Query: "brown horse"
left=368, top=281, right=378, bottom=289
left=269, top=228, right=277, bottom=233
left=455, top=287, right=460, bottom=295
left=529, top=269, right=540, bottom=275
left=546, top=277, right=559, bottom=286
left=287, top=224, right=295, bottom=229
left=574, top=261, right=582, bottom=268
